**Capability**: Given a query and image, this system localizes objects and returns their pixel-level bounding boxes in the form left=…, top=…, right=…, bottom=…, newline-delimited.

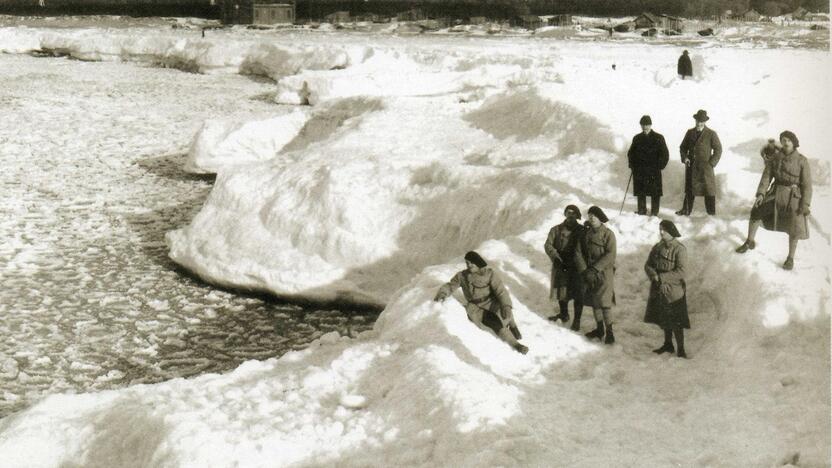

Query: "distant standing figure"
left=544, top=205, right=585, bottom=331
left=735, top=131, right=812, bottom=270
left=644, top=220, right=689, bottom=358
left=677, top=50, right=693, bottom=79
left=434, top=251, right=529, bottom=354
left=628, top=115, right=669, bottom=216
left=677, top=109, right=722, bottom=216
left=575, top=206, right=617, bottom=344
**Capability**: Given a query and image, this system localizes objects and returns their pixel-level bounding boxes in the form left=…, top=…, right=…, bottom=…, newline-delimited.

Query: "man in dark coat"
left=574, top=206, right=617, bottom=344
left=644, top=219, right=690, bottom=358
left=677, top=50, right=692, bottom=79
left=628, top=115, right=669, bottom=216
left=677, top=109, right=722, bottom=216
left=544, top=205, right=585, bottom=330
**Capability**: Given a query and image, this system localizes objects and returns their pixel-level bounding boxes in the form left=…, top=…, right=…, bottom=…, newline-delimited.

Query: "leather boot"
left=570, top=304, right=583, bottom=331
left=653, top=329, right=674, bottom=354
left=604, top=325, right=615, bottom=344
left=735, top=240, right=756, bottom=253
left=585, top=321, right=605, bottom=341
left=549, top=301, right=570, bottom=323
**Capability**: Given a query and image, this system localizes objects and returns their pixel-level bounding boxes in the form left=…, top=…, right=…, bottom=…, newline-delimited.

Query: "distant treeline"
left=0, top=0, right=826, bottom=19
left=0, top=0, right=218, bottom=17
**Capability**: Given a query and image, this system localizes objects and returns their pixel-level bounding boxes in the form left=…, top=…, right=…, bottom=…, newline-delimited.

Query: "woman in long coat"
left=736, top=131, right=812, bottom=270
left=644, top=220, right=690, bottom=358
left=574, top=206, right=617, bottom=344
left=544, top=205, right=585, bottom=330
left=434, top=251, right=528, bottom=354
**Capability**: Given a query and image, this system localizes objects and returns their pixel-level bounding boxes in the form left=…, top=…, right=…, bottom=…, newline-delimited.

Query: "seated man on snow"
left=434, top=251, right=529, bottom=355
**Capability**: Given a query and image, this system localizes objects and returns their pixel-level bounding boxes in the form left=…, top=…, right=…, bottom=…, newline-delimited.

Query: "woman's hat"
left=659, top=219, right=681, bottom=238
left=564, top=204, right=582, bottom=219
left=639, top=115, right=652, bottom=125
left=587, top=206, right=609, bottom=223
left=464, top=251, right=488, bottom=268
left=779, top=130, right=799, bottom=148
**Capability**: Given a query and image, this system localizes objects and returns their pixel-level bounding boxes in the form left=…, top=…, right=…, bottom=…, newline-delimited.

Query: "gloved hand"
left=684, top=158, right=691, bottom=167
left=660, top=282, right=672, bottom=297
left=433, top=290, right=447, bottom=302
left=753, top=194, right=764, bottom=208
left=649, top=273, right=660, bottom=283
left=797, top=207, right=810, bottom=216
left=500, top=305, right=512, bottom=321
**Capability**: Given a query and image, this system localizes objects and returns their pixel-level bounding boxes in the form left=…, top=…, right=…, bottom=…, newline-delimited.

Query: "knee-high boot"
left=673, top=328, right=687, bottom=358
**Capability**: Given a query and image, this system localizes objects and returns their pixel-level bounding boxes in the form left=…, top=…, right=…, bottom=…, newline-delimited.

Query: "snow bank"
left=185, top=109, right=310, bottom=174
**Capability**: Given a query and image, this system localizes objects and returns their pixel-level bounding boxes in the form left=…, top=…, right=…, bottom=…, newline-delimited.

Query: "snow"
left=0, top=20, right=830, bottom=467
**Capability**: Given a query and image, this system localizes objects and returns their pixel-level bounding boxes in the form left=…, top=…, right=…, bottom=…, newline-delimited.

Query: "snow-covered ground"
left=0, top=20, right=830, bottom=467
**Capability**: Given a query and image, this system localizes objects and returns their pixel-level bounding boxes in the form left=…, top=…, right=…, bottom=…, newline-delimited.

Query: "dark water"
left=0, top=54, right=378, bottom=418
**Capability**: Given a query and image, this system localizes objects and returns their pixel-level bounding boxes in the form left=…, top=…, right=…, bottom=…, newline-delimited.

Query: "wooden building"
left=548, top=14, right=572, bottom=27
left=633, top=12, right=662, bottom=29
left=513, top=15, right=543, bottom=30
left=324, top=10, right=350, bottom=23
left=732, top=9, right=762, bottom=21
left=221, top=0, right=294, bottom=25
left=396, top=8, right=426, bottom=21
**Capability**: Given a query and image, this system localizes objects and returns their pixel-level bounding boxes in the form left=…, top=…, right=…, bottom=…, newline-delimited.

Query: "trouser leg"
left=571, top=300, right=583, bottom=331
left=651, top=196, right=660, bottom=215
left=637, top=195, right=646, bottom=214
left=663, top=328, right=673, bottom=346
left=673, top=328, right=687, bottom=358
left=496, top=327, right=520, bottom=347
left=705, top=196, right=716, bottom=215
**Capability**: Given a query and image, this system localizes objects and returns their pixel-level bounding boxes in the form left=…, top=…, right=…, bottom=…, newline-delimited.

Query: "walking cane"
left=619, top=172, right=632, bottom=215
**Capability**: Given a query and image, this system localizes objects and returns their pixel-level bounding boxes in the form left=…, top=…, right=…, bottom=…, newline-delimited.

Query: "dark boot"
left=653, top=329, right=674, bottom=354
left=783, top=257, right=794, bottom=270
left=585, top=321, right=605, bottom=341
left=570, top=305, right=582, bottom=331
left=604, top=324, right=615, bottom=344
left=513, top=343, right=529, bottom=355
left=735, top=240, right=756, bottom=253
left=674, top=328, right=687, bottom=358
left=549, top=301, right=570, bottom=323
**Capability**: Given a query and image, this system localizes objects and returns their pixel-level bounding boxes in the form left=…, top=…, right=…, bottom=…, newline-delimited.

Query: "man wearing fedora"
left=677, top=110, right=722, bottom=216
left=628, top=115, right=669, bottom=216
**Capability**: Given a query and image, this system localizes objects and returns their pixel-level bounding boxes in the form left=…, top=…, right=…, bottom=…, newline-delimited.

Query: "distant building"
left=791, top=6, right=809, bottom=20
left=469, top=16, right=487, bottom=25
left=633, top=12, right=662, bottom=29
left=396, top=8, right=426, bottom=22
left=324, top=11, right=350, bottom=23
left=221, top=0, right=295, bottom=25
left=732, top=9, right=762, bottom=21
left=805, top=12, right=829, bottom=21
left=633, top=12, right=683, bottom=31
left=660, top=14, right=683, bottom=31
left=548, top=14, right=572, bottom=27
left=512, top=15, right=543, bottom=30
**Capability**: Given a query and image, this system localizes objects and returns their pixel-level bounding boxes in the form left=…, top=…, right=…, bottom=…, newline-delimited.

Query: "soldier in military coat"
left=434, top=251, right=529, bottom=354
left=735, top=131, right=812, bottom=270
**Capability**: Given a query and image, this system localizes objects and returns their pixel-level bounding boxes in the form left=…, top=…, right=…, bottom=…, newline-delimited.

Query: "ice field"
left=0, top=18, right=829, bottom=467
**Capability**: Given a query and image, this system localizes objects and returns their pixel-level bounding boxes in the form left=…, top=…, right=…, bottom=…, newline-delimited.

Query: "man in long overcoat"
left=574, top=206, right=617, bottom=344
left=628, top=115, right=669, bottom=216
left=677, top=50, right=692, bottom=79
left=544, top=205, right=585, bottom=330
left=735, top=131, right=812, bottom=270
left=677, top=109, right=722, bottom=216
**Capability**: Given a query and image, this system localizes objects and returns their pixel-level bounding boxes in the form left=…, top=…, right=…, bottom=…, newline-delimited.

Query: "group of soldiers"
left=433, top=110, right=813, bottom=358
